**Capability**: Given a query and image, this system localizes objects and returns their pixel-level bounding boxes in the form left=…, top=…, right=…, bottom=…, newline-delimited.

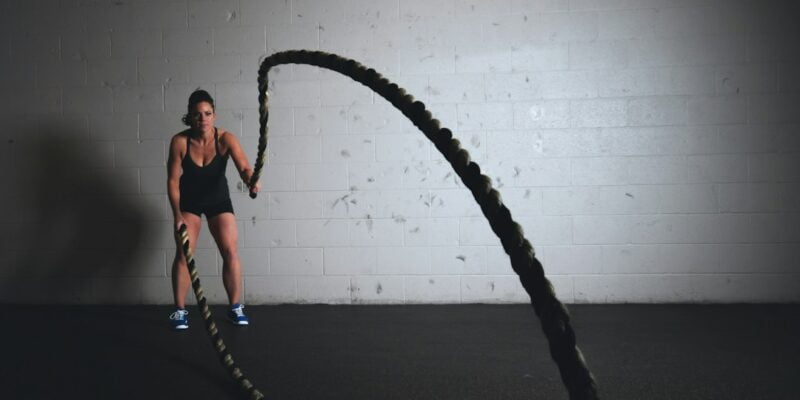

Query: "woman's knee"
left=219, top=244, right=239, bottom=263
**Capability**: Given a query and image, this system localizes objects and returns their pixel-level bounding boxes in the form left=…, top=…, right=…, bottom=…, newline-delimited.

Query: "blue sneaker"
left=169, top=309, right=189, bottom=330
left=228, top=303, right=249, bottom=325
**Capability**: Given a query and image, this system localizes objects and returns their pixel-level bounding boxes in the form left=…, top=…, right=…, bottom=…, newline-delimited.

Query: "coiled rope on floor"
left=248, top=50, right=599, bottom=400
left=177, top=224, right=265, bottom=400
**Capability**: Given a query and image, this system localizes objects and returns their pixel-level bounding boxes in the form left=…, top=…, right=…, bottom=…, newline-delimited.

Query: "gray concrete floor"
left=1, top=304, right=797, bottom=399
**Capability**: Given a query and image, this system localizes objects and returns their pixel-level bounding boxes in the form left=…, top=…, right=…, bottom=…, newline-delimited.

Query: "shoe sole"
left=173, top=324, right=189, bottom=330
left=229, top=319, right=249, bottom=326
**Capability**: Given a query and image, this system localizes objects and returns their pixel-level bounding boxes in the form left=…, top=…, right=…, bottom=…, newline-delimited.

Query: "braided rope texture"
left=250, top=50, right=599, bottom=400
left=177, top=224, right=265, bottom=400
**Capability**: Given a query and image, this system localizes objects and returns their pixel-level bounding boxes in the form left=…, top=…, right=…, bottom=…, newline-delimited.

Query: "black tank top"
left=179, top=128, right=230, bottom=206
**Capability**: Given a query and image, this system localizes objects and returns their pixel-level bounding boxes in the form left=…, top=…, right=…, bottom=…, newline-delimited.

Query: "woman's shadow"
left=1, top=123, right=150, bottom=302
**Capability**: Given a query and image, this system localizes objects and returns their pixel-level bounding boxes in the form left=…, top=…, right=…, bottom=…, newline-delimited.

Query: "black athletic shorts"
left=180, top=198, right=234, bottom=218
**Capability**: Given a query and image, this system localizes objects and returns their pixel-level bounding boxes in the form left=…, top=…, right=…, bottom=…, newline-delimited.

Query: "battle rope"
left=248, top=50, right=599, bottom=400
left=177, top=224, right=265, bottom=400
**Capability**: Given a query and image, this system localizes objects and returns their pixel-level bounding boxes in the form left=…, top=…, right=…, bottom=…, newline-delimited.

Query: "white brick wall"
left=1, top=0, right=798, bottom=305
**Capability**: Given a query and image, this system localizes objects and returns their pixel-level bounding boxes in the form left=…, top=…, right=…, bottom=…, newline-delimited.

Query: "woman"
left=166, top=89, right=260, bottom=330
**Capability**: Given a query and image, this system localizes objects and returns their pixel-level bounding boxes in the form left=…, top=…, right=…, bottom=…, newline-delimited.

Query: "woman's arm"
left=223, top=131, right=261, bottom=194
left=167, top=134, right=184, bottom=228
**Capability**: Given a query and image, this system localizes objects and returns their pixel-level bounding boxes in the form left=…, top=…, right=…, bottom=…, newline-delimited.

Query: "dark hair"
left=181, top=89, right=215, bottom=126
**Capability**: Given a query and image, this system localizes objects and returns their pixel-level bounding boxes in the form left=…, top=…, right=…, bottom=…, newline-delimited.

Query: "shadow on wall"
left=0, top=122, right=153, bottom=304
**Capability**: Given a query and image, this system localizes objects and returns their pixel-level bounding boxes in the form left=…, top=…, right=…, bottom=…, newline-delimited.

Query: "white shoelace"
left=232, top=306, right=245, bottom=317
left=170, top=310, right=188, bottom=320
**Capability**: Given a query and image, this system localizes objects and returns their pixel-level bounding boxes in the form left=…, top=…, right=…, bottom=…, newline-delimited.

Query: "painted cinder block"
left=89, top=113, right=139, bottom=141
left=164, top=28, right=213, bottom=58
left=749, top=153, right=800, bottom=182
left=458, top=217, right=500, bottom=247
left=656, top=184, right=719, bottom=214
left=574, top=215, right=634, bottom=245
left=348, top=163, right=404, bottom=190
left=295, top=106, right=348, bottom=135
left=138, top=58, right=188, bottom=85
left=140, top=167, right=167, bottom=194
left=544, top=185, right=662, bottom=216
left=270, top=247, right=323, bottom=275
left=113, top=85, right=164, bottom=113
left=6, top=0, right=800, bottom=305
left=688, top=154, right=749, bottom=183
left=320, top=78, right=374, bottom=106
left=323, top=247, right=377, bottom=275
left=319, top=20, right=376, bottom=52
left=236, top=247, right=269, bottom=276
left=295, top=164, right=349, bottom=191
left=322, top=134, right=377, bottom=163
left=512, top=100, right=570, bottom=129
left=454, top=41, right=513, bottom=74
left=375, top=134, right=431, bottom=162
left=36, top=59, right=86, bottom=87
left=574, top=274, right=800, bottom=303
left=63, top=86, right=113, bottom=115
left=404, top=276, right=461, bottom=303
left=259, top=164, right=295, bottom=192
left=296, top=276, right=352, bottom=304
left=267, top=135, right=322, bottom=164
left=348, top=218, right=405, bottom=246
left=571, top=157, right=628, bottom=185
left=245, top=276, right=297, bottom=304
left=375, top=190, right=430, bottom=219
left=398, top=45, right=456, bottom=75
left=88, top=58, right=137, bottom=86
left=114, top=140, right=165, bottom=168
left=431, top=246, right=487, bottom=275
left=130, top=1, right=189, bottom=31
left=347, top=103, right=405, bottom=134
left=570, top=98, right=627, bottom=128
left=188, top=0, right=240, bottom=28
left=749, top=94, right=800, bottom=124
left=269, top=80, right=321, bottom=107
left=424, top=73, right=485, bottom=104
left=111, top=30, right=162, bottom=58
left=244, top=219, right=296, bottom=248
left=484, top=73, right=539, bottom=102
left=718, top=243, right=800, bottom=274
left=323, top=190, right=377, bottom=219
left=511, top=43, right=570, bottom=72
left=231, top=191, right=269, bottom=221
left=627, top=156, right=687, bottom=184
left=429, top=188, right=483, bottom=218
left=403, top=218, right=460, bottom=247
left=351, top=276, right=405, bottom=304
left=240, top=0, right=292, bottom=26
left=461, top=275, right=529, bottom=303
left=569, top=40, right=629, bottom=70
left=118, top=249, right=168, bottom=278
left=376, top=246, right=432, bottom=275
left=688, top=95, right=747, bottom=125
left=269, top=191, right=324, bottom=219
left=297, top=219, right=350, bottom=247
left=267, top=22, right=320, bottom=53
left=400, top=160, right=463, bottom=190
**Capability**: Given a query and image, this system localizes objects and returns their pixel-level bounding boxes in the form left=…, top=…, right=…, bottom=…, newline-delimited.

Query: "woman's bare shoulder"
left=169, top=130, right=190, bottom=149
left=218, top=129, right=241, bottom=145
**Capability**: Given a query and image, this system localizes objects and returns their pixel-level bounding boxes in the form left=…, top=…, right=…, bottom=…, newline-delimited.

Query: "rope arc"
left=249, top=50, right=599, bottom=400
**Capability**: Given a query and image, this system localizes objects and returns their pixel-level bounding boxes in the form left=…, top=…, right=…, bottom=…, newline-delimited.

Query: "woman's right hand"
left=174, top=218, right=186, bottom=233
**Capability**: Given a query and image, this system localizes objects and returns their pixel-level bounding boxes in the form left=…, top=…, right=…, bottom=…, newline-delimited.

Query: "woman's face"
left=189, top=101, right=215, bottom=132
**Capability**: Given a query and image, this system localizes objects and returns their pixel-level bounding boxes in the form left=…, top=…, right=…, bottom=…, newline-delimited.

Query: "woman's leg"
left=172, top=212, right=202, bottom=309
left=208, top=212, right=242, bottom=305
